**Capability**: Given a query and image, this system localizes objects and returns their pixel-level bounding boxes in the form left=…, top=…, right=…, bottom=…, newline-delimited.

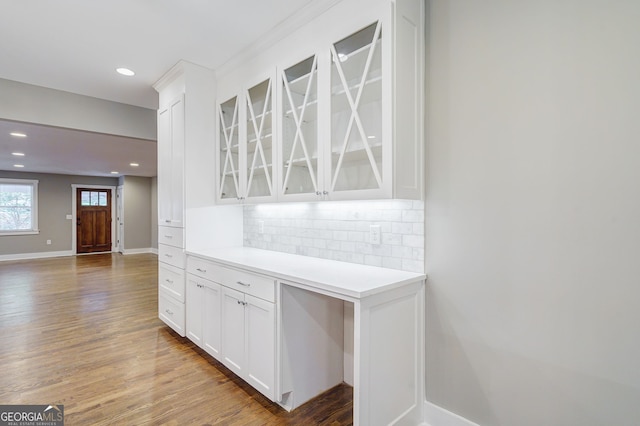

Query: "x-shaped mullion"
left=282, top=56, right=318, bottom=193
left=330, top=21, right=383, bottom=190
left=218, top=101, right=240, bottom=197
left=246, top=80, right=273, bottom=196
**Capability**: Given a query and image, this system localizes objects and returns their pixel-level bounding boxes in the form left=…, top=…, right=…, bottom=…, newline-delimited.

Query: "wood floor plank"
left=0, top=253, right=353, bottom=425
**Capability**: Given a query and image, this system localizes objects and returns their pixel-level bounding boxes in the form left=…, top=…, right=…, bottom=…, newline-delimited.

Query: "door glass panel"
left=281, top=55, right=319, bottom=195
left=81, top=191, right=108, bottom=206
left=218, top=96, right=240, bottom=200
left=330, top=22, right=383, bottom=192
left=246, top=79, right=274, bottom=198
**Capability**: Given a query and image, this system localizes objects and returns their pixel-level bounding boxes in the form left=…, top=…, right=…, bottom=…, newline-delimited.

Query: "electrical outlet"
left=369, top=225, right=381, bottom=245
left=258, top=220, right=264, bottom=234
left=46, top=240, right=52, bottom=245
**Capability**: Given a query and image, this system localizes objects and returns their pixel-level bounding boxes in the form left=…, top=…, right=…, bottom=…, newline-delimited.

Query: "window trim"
left=0, top=178, right=39, bottom=236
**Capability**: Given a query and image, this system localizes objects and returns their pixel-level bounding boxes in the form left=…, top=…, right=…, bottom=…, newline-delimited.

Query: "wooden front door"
left=76, top=188, right=112, bottom=254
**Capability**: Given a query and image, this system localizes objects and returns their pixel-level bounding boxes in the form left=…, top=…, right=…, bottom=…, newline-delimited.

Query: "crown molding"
left=215, top=0, right=343, bottom=78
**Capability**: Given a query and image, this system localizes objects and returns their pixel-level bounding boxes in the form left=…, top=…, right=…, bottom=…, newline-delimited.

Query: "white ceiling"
left=0, top=0, right=318, bottom=177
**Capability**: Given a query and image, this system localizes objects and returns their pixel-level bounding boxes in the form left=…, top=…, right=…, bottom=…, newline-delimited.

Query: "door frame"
left=116, top=185, right=124, bottom=254
left=71, top=184, right=117, bottom=255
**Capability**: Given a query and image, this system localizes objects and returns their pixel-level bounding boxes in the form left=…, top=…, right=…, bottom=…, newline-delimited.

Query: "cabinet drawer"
left=186, top=256, right=217, bottom=280
left=227, top=268, right=275, bottom=303
left=159, top=244, right=185, bottom=269
left=158, top=226, right=184, bottom=248
left=187, top=256, right=275, bottom=303
left=159, top=263, right=185, bottom=302
left=159, top=292, right=185, bottom=337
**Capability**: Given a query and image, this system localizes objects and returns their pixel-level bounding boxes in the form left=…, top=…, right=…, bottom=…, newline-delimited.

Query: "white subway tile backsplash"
left=244, top=200, right=424, bottom=273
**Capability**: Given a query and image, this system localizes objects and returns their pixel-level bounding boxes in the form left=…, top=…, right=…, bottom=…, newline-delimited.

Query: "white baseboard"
left=122, top=248, right=154, bottom=255
left=150, top=247, right=158, bottom=255
left=0, top=250, right=73, bottom=262
left=423, top=401, right=479, bottom=426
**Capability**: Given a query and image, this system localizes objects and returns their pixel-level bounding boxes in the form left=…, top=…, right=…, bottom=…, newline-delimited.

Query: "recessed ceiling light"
left=14, top=164, right=25, bottom=168
left=116, top=68, right=135, bottom=77
left=12, top=152, right=25, bottom=156
left=130, top=162, right=139, bottom=167
left=110, top=171, right=119, bottom=174
left=10, top=132, right=27, bottom=138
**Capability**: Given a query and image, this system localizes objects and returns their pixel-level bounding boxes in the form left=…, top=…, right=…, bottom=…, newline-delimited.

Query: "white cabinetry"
left=187, top=247, right=425, bottom=426
left=218, top=72, right=278, bottom=204
left=222, top=287, right=275, bottom=400
left=157, top=95, right=185, bottom=227
left=154, top=61, right=216, bottom=337
left=186, top=255, right=277, bottom=401
left=186, top=273, right=222, bottom=358
left=219, top=0, right=424, bottom=203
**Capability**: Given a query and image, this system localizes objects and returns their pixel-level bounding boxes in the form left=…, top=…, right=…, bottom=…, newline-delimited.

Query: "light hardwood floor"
left=0, top=253, right=352, bottom=425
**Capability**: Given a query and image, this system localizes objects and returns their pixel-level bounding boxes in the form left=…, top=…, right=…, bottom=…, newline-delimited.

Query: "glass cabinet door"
left=330, top=21, right=383, bottom=193
left=280, top=55, right=319, bottom=197
left=218, top=96, right=240, bottom=200
left=245, top=78, right=274, bottom=198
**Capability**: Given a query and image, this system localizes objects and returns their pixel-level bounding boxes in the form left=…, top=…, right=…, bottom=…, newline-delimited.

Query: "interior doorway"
left=75, top=187, right=112, bottom=254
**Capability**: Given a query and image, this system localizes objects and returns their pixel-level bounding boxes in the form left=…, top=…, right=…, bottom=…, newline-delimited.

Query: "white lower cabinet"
left=158, top=243, right=186, bottom=337
left=186, top=256, right=276, bottom=401
left=186, top=274, right=222, bottom=359
left=221, top=287, right=275, bottom=400
left=221, top=286, right=276, bottom=401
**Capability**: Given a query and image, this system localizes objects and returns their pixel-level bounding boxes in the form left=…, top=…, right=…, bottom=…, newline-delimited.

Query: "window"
left=80, top=190, right=108, bottom=206
left=0, top=179, right=39, bottom=235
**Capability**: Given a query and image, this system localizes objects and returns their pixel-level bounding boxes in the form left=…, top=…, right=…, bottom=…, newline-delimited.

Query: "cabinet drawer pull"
left=237, top=281, right=251, bottom=287
left=236, top=300, right=247, bottom=306
left=165, top=309, right=174, bottom=315
left=165, top=254, right=173, bottom=258
left=196, top=268, right=207, bottom=273
left=197, top=284, right=204, bottom=288
left=165, top=279, right=174, bottom=284
left=165, top=219, right=171, bottom=223
left=164, top=235, right=173, bottom=238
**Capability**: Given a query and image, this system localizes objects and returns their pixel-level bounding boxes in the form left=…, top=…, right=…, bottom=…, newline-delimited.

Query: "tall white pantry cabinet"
left=154, top=61, right=217, bottom=337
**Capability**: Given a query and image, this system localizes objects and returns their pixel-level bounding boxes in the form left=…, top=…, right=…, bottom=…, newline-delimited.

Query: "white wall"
left=426, top=0, right=640, bottom=424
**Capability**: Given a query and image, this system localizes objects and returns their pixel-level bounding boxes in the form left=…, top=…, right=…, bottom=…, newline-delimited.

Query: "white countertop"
left=186, top=247, right=426, bottom=300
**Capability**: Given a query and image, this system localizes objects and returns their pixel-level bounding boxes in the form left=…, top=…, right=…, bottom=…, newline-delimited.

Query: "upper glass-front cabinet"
left=218, top=96, right=240, bottom=201
left=330, top=21, right=383, bottom=194
left=280, top=55, right=319, bottom=198
left=245, top=78, right=275, bottom=199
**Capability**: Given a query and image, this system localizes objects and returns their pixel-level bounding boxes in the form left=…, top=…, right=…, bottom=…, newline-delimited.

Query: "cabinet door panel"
left=203, top=282, right=222, bottom=359
left=330, top=21, right=384, bottom=195
left=170, top=97, right=185, bottom=226
left=157, top=106, right=172, bottom=224
left=221, top=287, right=245, bottom=376
left=245, top=78, right=275, bottom=199
left=186, top=276, right=204, bottom=347
left=246, top=294, right=275, bottom=400
left=280, top=55, right=320, bottom=199
left=218, top=96, right=241, bottom=201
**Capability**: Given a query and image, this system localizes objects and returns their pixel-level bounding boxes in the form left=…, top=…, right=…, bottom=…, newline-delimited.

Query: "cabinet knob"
left=323, top=190, right=329, bottom=195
